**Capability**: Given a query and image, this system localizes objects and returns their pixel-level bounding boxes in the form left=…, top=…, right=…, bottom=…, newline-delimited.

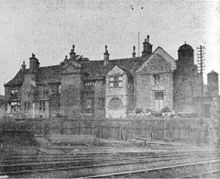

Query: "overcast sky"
left=0, top=0, right=219, bottom=95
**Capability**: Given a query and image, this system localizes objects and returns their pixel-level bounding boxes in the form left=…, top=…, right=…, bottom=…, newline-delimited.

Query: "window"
left=109, top=98, right=123, bottom=109
left=11, top=89, right=18, bottom=99
left=58, top=85, right=61, bottom=94
left=39, top=101, right=46, bottom=111
left=109, top=75, right=123, bottom=88
left=154, top=91, right=164, bottom=100
left=11, top=101, right=21, bottom=112
left=24, top=101, right=30, bottom=111
left=98, top=98, right=105, bottom=108
left=85, top=99, right=92, bottom=109
left=153, top=74, right=160, bottom=84
left=85, top=81, right=95, bottom=91
left=109, top=77, right=114, bottom=87
left=43, top=89, right=49, bottom=96
left=34, top=89, right=39, bottom=98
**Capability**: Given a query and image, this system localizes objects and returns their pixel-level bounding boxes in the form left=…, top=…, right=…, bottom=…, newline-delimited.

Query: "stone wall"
left=60, top=73, right=83, bottom=117
left=173, top=65, right=202, bottom=113
left=94, top=80, right=105, bottom=118
left=17, top=117, right=217, bottom=147
left=135, top=52, right=174, bottom=112
left=135, top=72, right=173, bottom=111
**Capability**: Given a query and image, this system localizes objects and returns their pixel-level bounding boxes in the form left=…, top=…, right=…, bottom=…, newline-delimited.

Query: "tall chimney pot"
left=132, top=46, right=136, bottom=57
left=22, top=61, right=26, bottom=71
left=142, top=35, right=153, bottom=57
left=69, top=44, right=76, bottom=59
left=103, top=45, right=109, bottom=66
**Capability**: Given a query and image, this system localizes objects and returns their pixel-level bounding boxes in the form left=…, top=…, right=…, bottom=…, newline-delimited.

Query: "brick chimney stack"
left=142, top=35, right=153, bottom=57
left=103, top=45, right=109, bottom=66
left=22, top=61, right=26, bottom=71
left=132, top=46, right=136, bottom=57
left=69, top=44, right=76, bottom=60
left=29, top=53, right=39, bottom=72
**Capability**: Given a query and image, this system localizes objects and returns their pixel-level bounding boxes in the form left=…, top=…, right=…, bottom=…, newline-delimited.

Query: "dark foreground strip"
left=184, top=169, right=220, bottom=178
left=80, top=159, right=220, bottom=178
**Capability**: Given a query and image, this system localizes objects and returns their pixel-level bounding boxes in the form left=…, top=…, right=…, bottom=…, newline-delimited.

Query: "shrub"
left=162, top=106, right=171, bottom=113
left=145, top=108, right=152, bottom=113
left=0, top=117, right=38, bottom=146
left=151, top=111, right=163, bottom=117
left=135, top=108, right=143, bottom=114
left=177, top=112, right=198, bottom=118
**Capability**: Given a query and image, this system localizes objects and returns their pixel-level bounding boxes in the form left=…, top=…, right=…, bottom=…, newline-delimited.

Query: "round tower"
left=177, top=43, right=194, bottom=68
left=173, top=43, right=196, bottom=113
left=207, top=70, right=219, bottom=96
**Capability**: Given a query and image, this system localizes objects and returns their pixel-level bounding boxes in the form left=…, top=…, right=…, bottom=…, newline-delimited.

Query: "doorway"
left=154, top=91, right=164, bottom=111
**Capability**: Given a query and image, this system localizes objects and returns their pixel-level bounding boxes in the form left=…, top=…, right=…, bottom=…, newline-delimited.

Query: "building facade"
left=4, top=36, right=219, bottom=118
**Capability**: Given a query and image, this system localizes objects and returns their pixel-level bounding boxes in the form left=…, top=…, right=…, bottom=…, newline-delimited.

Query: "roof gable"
left=136, top=46, right=176, bottom=74
left=62, top=63, right=81, bottom=75
left=107, top=65, right=126, bottom=76
left=4, top=70, right=24, bottom=87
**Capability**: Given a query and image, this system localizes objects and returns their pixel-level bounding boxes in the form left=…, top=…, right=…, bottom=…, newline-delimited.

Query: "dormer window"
left=153, top=74, right=160, bottom=84
left=109, top=75, right=123, bottom=88
left=11, top=89, right=18, bottom=99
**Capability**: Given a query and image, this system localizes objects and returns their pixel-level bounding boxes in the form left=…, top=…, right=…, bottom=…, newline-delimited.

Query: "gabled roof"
left=81, top=55, right=150, bottom=78
left=106, top=64, right=132, bottom=77
left=5, top=54, right=151, bottom=86
left=5, top=65, right=62, bottom=87
left=136, top=46, right=176, bottom=73
left=4, top=70, right=25, bottom=87
left=36, top=65, right=61, bottom=84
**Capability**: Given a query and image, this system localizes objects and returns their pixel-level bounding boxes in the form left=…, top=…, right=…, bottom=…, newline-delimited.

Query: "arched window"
left=109, top=98, right=123, bottom=109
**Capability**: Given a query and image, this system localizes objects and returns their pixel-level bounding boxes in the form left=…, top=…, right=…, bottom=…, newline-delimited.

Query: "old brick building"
left=4, top=36, right=219, bottom=118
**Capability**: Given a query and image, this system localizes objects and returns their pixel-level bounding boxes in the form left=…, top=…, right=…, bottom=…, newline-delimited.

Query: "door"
left=154, top=91, right=164, bottom=111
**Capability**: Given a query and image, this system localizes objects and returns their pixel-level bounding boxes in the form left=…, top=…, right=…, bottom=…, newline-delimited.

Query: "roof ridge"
left=87, top=57, right=141, bottom=62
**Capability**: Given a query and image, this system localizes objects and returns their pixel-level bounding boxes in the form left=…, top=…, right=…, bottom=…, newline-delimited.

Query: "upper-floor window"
left=109, top=75, right=123, bottom=88
left=24, top=101, right=31, bottom=111
left=39, top=101, right=46, bottom=112
left=43, top=89, right=49, bottom=96
left=85, top=81, right=95, bottom=91
left=11, top=101, right=20, bottom=112
left=153, top=74, right=160, bottom=84
left=11, top=89, right=18, bottom=99
left=98, top=98, right=105, bottom=108
left=58, top=85, right=61, bottom=94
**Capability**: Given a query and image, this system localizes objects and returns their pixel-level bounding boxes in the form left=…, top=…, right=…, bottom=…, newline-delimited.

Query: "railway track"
left=0, top=150, right=217, bottom=165
left=185, top=169, right=220, bottom=178
left=1, top=150, right=220, bottom=178
left=84, top=159, right=220, bottom=178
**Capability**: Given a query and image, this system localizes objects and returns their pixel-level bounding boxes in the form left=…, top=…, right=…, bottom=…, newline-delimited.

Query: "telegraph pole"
left=197, top=45, right=205, bottom=116
left=197, top=45, right=205, bottom=78
left=197, top=45, right=205, bottom=96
